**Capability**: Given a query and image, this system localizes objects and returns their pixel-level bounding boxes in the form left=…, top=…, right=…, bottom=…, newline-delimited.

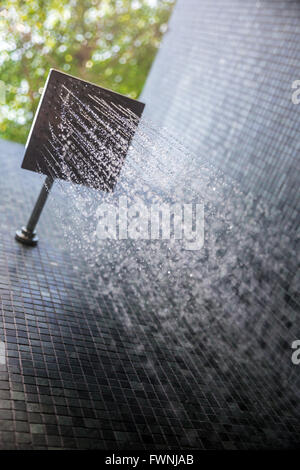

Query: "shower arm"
left=15, top=175, right=55, bottom=246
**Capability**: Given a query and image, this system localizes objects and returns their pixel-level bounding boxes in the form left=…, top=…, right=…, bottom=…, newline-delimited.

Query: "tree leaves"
left=0, top=0, right=174, bottom=143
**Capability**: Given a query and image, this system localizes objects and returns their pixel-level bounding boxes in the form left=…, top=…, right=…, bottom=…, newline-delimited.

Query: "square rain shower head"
left=21, top=69, right=145, bottom=192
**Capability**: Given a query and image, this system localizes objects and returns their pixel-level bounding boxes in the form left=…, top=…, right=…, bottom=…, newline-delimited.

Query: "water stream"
left=38, top=84, right=299, bottom=393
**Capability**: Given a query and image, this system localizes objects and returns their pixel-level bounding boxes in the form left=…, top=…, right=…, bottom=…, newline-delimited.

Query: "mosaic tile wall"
left=0, top=0, right=300, bottom=451
left=0, top=138, right=299, bottom=450
left=142, top=0, right=300, bottom=227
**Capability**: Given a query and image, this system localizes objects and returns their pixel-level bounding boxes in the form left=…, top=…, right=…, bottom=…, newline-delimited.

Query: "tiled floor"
left=0, top=139, right=299, bottom=450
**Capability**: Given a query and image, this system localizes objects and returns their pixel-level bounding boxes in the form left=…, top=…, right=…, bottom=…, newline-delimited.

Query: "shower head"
left=21, top=69, right=145, bottom=192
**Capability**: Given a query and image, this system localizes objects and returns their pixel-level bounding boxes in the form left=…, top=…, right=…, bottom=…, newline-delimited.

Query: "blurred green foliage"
left=0, top=0, right=174, bottom=143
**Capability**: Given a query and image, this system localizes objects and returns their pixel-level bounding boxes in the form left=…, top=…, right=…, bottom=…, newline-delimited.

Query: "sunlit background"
left=0, top=0, right=174, bottom=143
